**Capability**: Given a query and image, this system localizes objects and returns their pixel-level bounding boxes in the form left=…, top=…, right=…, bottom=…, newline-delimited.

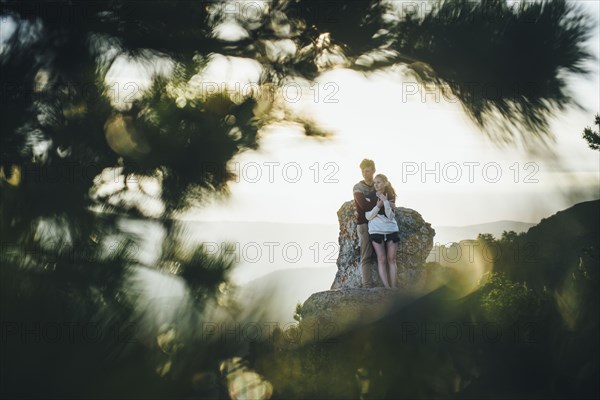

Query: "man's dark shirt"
left=353, top=180, right=376, bottom=225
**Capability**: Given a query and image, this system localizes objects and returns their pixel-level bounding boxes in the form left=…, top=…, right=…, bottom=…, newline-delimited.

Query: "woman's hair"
left=374, top=173, right=396, bottom=200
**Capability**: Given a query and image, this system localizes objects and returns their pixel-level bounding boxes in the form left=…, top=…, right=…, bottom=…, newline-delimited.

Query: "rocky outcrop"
left=294, top=202, right=438, bottom=344
left=331, top=200, right=436, bottom=289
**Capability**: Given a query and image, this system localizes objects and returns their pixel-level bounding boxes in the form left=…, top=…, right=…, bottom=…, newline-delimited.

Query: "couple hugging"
left=353, top=159, right=399, bottom=289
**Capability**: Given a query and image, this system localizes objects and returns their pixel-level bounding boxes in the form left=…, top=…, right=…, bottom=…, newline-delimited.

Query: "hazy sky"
left=183, top=1, right=600, bottom=227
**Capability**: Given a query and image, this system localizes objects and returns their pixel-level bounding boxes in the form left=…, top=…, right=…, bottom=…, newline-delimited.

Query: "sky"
left=3, top=1, right=596, bottom=228
left=181, top=1, right=600, bottom=227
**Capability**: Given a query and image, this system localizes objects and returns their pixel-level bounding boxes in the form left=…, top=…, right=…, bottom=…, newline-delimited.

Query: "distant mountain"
left=236, top=266, right=337, bottom=324
left=431, top=220, right=537, bottom=245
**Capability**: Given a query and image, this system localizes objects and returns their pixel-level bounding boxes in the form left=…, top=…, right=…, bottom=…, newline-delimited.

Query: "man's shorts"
left=369, top=232, right=400, bottom=244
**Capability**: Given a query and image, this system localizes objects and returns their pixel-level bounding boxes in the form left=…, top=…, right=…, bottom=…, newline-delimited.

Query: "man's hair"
left=359, top=159, right=375, bottom=170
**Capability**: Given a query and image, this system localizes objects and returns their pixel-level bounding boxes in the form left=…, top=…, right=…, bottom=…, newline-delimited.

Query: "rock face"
left=297, top=288, right=418, bottom=344
left=331, top=200, right=436, bottom=289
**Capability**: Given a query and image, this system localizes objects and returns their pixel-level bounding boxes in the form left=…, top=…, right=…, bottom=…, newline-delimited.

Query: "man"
left=353, top=159, right=376, bottom=287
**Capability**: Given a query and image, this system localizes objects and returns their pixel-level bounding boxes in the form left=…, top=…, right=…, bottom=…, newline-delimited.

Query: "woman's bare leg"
left=372, top=241, right=390, bottom=288
left=386, top=240, right=398, bottom=289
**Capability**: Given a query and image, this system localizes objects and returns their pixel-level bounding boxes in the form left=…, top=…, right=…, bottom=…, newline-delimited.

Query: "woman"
left=365, top=174, right=399, bottom=289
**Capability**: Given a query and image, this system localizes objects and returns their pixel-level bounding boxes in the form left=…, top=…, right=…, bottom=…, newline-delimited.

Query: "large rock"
left=331, top=200, right=436, bottom=289
left=297, top=288, right=419, bottom=344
